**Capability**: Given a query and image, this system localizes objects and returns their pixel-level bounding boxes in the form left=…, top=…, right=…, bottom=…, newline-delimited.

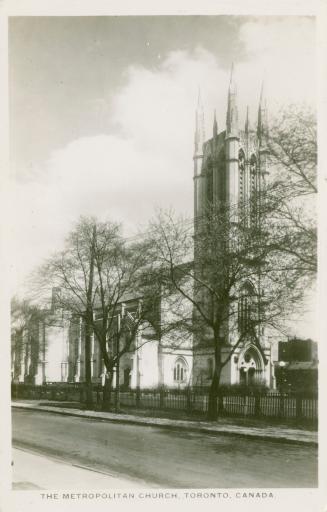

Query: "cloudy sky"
left=9, top=15, right=316, bottom=335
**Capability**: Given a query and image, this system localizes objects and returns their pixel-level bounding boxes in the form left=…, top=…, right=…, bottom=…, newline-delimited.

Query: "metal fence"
left=11, top=383, right=318, bottom=422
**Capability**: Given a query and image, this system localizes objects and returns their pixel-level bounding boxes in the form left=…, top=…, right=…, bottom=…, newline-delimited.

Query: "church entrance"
left=238, top=345, right=264, bottom=386
left=240, top=366, right=256, bottom=385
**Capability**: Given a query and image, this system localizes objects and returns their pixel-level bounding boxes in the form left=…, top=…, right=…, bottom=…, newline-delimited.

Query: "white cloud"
left=10, top=48, right=220, bottom=292
left=10, top=17, right=316, bottom=301
left=238, top=17, right=315, bottom=111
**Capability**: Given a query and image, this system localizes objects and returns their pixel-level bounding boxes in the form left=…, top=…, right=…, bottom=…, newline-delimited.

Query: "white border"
left=0, top=1, right=326, bottom=512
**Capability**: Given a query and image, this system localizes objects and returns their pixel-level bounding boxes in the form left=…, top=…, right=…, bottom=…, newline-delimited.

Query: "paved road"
left=12, top=408, right=317, bottom=488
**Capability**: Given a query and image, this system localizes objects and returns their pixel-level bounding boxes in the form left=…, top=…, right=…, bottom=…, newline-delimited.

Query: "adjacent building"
left=275, top=338, right=318, bottom=393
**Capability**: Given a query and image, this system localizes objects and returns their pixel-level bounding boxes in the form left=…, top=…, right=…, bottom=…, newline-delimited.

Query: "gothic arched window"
left=173, top=357, right=188, bottom=383
left=238, top=149, right=245, bottom=205
left=238, top=282, right=257, bottom=336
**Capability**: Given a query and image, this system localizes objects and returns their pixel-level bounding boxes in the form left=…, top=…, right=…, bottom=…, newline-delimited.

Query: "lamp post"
left=279, top=361, right=286, bottom=417
left=279, top=361, right=286, bottom=392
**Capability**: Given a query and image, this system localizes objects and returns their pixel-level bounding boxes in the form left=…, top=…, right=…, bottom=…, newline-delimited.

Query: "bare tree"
left=268, top=104, right=316, bottom=196
left=34, top=217, right=163, bottom=410
left=147, top=201, right=306, bottom=420
left=264, top=104, right=317, bottom=279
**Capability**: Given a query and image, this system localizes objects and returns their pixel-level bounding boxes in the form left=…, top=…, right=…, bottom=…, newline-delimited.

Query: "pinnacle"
left=229, top=63, right=237, bottom=94
left=245, top=106, right=250, bottom=133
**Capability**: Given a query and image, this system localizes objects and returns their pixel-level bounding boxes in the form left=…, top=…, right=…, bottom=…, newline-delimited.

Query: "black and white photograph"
left=1, top=3, right=325, bottom=509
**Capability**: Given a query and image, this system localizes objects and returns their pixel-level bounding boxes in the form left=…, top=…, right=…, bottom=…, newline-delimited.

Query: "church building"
left=11, top=67, right=275, bottom=390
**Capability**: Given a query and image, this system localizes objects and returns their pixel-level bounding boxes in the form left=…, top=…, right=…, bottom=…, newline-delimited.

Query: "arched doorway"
left=238, top=344, right=264, bottom=386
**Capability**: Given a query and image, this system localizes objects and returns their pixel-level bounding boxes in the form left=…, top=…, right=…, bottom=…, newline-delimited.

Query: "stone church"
left=11, top=67, right=275, bottom=390
left=192, top=66, right=273, bottom=388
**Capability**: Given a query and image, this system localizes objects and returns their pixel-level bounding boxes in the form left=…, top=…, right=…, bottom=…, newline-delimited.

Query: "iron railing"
left=11, top=383, right=318, bottom=421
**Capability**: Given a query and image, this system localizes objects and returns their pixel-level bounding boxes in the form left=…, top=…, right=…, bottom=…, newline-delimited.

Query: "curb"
left=12, top=403, right=318, bottom=446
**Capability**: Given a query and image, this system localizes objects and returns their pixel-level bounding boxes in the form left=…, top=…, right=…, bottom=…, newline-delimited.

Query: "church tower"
left=193, top=88, right=206, bottom=221
left=192, top=66, right=274, bottom=388
left=193, top=65, right=268, bottom=216
left=225, top=64, right=240, bottom=210
left=257, top=82, right=269, bottom=189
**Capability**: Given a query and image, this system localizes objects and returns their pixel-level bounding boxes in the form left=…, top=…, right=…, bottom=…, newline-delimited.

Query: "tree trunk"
left=207, top=369, right=221, bottom=420
left=84, top=225, right=96, bottom=409
left=114, top=316, right=121, bottom=412
left=84, top=319, right=93, bottom=409
left=207, top=338, right=223, bottom=421
left=102, top=372, right=113, bottom=411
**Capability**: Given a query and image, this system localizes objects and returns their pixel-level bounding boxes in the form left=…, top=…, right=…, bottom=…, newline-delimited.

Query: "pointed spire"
left=245, top=105, right=250, bottom=135
left=194, top=86, right=205, bottom=155
left=213, top=109, right=218, bottom=138
left=259, top=80, right=265, bottom=105
left=226, top=63, right=239, bottom=138
left=229, top=62, right=237, bottom=95
left=257, top=79, right=268, bottom=144
left=197, top=85, right=202, bottom=108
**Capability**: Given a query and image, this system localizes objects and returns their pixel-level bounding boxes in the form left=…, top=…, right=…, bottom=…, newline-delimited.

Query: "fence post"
left=136, top=386, right=141, bottom=408
left=243, top=395, right=248, bottom=416
left=79, top=385, right=84, bottom=403
left=159, top=388, right=165, bottom=409
left=254, top=393, right=261, bottom=416
left=186, top=388, right=192, bottom=412
left=296, top=393, right=302, bottom=419
left=279, top=393, right=285, bottom=417
left=217, top=393, right=224, bottom=416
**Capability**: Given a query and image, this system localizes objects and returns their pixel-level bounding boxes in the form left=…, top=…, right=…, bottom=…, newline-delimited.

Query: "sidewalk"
left=12, top=400, right=318, bottom=445
left=12, top=447, right=146, bottom=489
